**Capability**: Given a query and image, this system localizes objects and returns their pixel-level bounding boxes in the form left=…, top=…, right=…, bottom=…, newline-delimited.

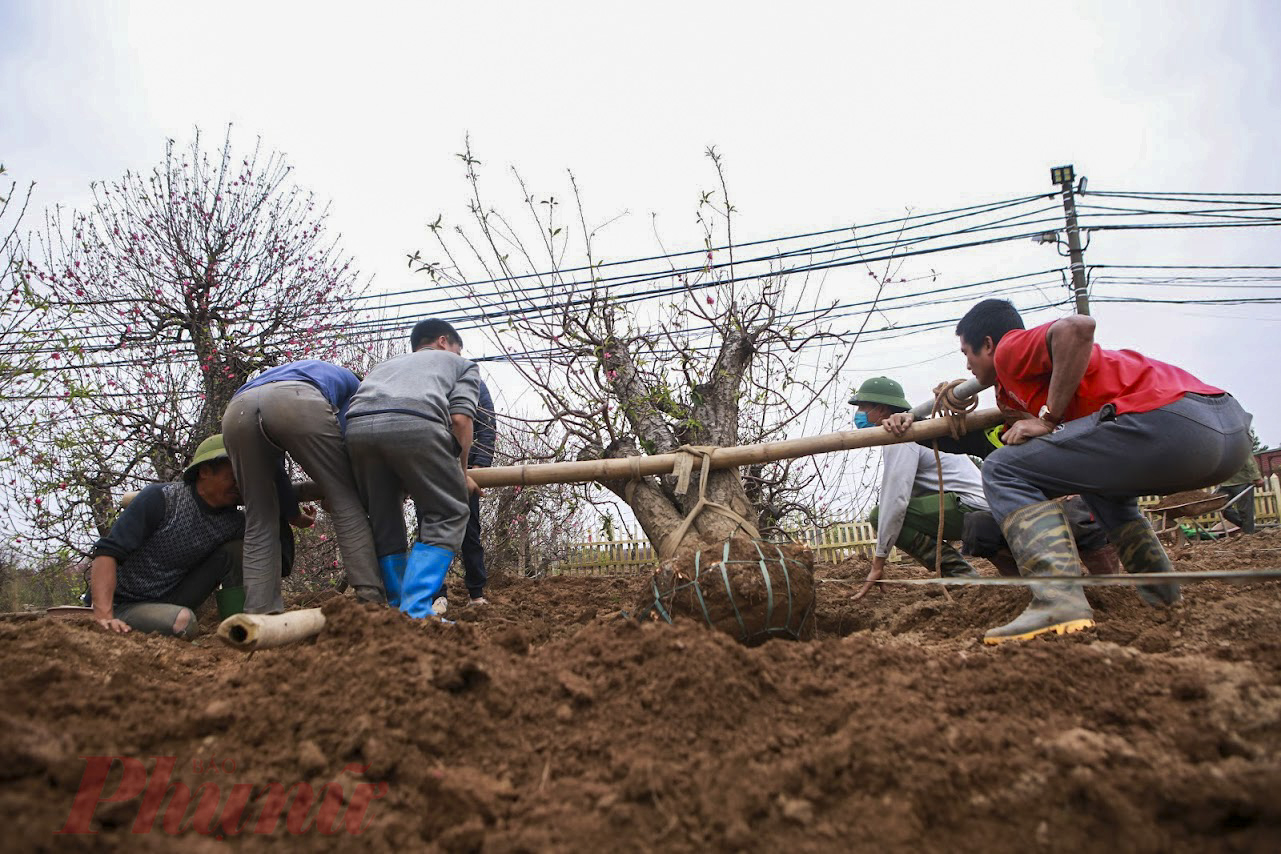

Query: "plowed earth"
left=4, top=530, right=1281, bottom=852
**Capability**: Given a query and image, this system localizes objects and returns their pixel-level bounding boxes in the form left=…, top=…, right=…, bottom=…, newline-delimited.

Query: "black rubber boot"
left=354, top=585, right=388, bottom=606
left=899, top=530, right=981, bottom=578
left=1109, top=518, right=1182, bottom=607
left=989, top=549, right=1021, bottom=578
left=984, top=501, right=1095, bottom=645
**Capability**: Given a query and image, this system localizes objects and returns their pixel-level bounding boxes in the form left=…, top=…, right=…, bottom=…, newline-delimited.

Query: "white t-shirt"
left=875, top=442, right=988, bottom=558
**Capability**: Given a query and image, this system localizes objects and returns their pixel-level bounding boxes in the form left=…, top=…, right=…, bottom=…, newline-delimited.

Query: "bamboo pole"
left=471, top=407, right=1005, bottom=488
left=121, top=407, right=1004, bottom=503
left=216, top=608, right=326, bottom=652
left=908, top=378, right=991, bottom=419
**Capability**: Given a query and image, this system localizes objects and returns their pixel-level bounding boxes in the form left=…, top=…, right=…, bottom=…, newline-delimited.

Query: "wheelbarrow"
left=1145, top=486, right=1252, bottom=546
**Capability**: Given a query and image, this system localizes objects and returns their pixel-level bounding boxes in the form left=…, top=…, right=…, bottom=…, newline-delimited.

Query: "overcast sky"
left=4, top=0, right=1279, bottom=463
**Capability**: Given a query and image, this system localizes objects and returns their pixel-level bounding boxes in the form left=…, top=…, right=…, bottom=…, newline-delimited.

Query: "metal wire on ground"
left=817, top=569, right=1281, bottom=587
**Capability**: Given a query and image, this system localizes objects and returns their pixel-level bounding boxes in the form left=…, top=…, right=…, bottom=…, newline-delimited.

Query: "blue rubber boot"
left=401, top=543, right=454, bottom=619
left=378, top=553, right=407, bottom=608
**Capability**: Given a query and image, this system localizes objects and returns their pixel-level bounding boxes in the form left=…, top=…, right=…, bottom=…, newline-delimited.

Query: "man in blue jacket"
left=460, top=378, right=496, bottom=607
left=417, top=335, right=496, bottom=613
left=222, top=360, right=383, bottom=613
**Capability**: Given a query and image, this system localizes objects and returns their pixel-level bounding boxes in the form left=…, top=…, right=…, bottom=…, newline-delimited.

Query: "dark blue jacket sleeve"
left=92, top=484, right=167, bottom=561
left=469, top=379, right=497, bottom=468
left=274, top=462, right=301, bottom=521
left=916, top=426, right=1004, bottom=459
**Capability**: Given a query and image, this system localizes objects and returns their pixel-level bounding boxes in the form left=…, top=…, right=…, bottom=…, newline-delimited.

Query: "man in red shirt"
left=894, top=299, right=1251, bottom=643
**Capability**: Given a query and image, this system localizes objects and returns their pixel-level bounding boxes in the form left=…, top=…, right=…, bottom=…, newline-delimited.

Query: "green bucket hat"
left=183, top=434, right=230, bottom=482
left=848, top=376, right=911, bottom=411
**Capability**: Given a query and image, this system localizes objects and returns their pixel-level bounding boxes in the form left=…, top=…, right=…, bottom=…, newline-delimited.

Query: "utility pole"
left=1051, top=165, right=1089, bottom=315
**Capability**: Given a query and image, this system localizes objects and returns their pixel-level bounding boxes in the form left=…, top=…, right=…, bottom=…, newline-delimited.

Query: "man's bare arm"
left=1043, top=314, right=1095, bottom=421
left=89, top=555, right=131, bottom=634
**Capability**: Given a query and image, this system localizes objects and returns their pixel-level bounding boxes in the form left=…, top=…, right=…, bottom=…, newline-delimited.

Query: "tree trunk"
left=87, top=477, right=119, bottom=539
left=593, top=324, right=761, bottom=560
left=597, top=445, right=756, bottom=560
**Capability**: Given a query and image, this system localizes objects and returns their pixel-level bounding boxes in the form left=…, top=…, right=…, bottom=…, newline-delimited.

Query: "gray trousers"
left=983, top=393, right=1252, bottom=528
left=223, top=381, right=380, bottom=613
left=114, top=540, right=243, bottom=638
left=345, top=413, right=470, bottom=556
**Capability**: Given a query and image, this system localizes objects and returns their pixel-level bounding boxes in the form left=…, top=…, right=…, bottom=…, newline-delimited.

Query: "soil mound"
left=1151, top=489, right=1223, bottom=513
left=3, top=530, right=1281, bottom=850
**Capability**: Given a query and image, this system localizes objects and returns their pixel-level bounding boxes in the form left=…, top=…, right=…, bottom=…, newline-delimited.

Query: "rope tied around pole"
left=660, top=445, right=760, bottom=557
left=931, top=379, right=979, bottom=439
left=927, top=379, right=981, bottom=601
left=622, top=454, right=644, bottom=504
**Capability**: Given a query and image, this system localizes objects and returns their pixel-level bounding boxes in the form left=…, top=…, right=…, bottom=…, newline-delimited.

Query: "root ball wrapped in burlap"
left=635, top=537, right=816, bottom=645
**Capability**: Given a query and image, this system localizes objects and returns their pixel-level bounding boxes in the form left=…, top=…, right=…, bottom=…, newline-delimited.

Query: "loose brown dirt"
left=4, top=530, right=1281, bottom=852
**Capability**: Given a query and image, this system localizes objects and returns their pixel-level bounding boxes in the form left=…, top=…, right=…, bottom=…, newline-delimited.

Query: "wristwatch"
left=1038, top=405, right=1064, bottom=426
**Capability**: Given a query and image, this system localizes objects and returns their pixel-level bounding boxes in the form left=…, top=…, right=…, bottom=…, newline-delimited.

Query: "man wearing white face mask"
left=849, top=376, right=989, bottom=601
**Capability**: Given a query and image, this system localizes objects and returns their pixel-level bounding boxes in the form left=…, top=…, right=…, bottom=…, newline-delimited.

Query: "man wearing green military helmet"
left=848, top=376, right=988, bottom=599
left=87, top=434, right=247, bottom=638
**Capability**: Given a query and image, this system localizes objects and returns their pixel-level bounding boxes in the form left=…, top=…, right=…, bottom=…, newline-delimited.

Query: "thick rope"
left=928, top=380, right=979, bottom=602
left=818, top=568, right=1281, bottom=588
left=623, top=455, right=642, bottom=504
left=660, top=446, right=761, bottom=557
left=931, top=378, right=978, bottom=440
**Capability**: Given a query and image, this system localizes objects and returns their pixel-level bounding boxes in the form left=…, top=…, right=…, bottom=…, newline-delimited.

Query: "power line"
left=1090, top=264, right=1281, bottom=270
left=5, top=265, right=1068, bottom=367
left=1078, top=202, right=1281, bottom=223
left=8, top=186, right=1281, bottom=391
left=356, top=192, right=1054, bottom=302
left=1087, top=221, right=1281, bottom=232
left=1091, top=295, right=1281, bottom=306
left=3, top=211, right=1069, bottom=356
left=1086, top=190, right=1281, bottom=201
left=25, top=187, right=1281, bottom=353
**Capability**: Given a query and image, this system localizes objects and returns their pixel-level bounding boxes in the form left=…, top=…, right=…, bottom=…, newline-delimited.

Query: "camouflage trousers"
left=870, top=492, right=981, bottom=575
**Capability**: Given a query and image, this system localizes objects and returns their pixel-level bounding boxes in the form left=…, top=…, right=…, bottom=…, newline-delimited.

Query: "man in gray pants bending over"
left=887, top=299, right=1250, bottom=644
left=223, top=359, right=384, bottom=613
left=345, top=318, right=481, bottom=619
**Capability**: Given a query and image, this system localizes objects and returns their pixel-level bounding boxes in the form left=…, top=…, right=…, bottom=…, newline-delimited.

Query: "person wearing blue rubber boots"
left=345, top=319, right=481, bottom=619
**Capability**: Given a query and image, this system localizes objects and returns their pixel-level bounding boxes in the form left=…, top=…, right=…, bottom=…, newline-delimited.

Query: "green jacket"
left=1222, top=454, right=1262, bottom=487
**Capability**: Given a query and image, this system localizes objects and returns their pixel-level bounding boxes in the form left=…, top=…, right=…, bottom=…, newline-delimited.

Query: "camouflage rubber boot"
left=984, top=501, right=1095, bottom=645
left=899, top=530, right=981, bottom=578
left=1108, top=518, right=1181, bottom=607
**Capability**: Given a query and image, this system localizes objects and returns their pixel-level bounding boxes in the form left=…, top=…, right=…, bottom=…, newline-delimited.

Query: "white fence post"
left=1263, top=474, right=1281, bottom=526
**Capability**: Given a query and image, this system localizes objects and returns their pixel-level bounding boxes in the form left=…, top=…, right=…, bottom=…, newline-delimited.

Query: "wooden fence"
left=548, top=475, right=1281, bottom=577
